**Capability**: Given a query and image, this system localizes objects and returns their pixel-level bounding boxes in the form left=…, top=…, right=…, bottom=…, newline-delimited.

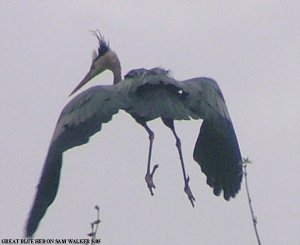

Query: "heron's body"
left=26, top=33, right=242, bottom=237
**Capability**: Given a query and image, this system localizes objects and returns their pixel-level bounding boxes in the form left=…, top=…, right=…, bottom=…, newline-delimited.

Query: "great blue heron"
left=26, top=32, right=242, bottom=237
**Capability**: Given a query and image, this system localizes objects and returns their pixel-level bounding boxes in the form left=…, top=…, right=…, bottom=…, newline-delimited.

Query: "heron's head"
left=70, top=31, right=121, bottom=96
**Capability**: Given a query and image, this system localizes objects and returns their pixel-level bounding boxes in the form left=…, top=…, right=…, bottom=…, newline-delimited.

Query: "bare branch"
left=243, top=158, right=262, bottom=245
left=85, top=205, right=101, bottom=245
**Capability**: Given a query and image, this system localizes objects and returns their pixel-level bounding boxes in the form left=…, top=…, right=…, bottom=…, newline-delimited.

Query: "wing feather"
left=26, top=85, right=124, bottom=237
left=182, top=77, right=242, bottom=200
left=121, top=69, right=242, bottom=200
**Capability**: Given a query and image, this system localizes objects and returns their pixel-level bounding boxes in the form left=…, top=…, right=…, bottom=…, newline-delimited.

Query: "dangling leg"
left=162, top=118, right=195, bottom=207
left=139, top=121, right=159, bottom=196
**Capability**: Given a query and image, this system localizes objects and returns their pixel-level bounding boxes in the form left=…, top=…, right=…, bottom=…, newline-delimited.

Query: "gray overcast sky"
left=1, top=1, right=299, bottom=244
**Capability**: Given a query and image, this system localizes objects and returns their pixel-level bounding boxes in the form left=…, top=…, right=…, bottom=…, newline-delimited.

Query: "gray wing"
left=122, top=68, right=242, bottom=200
left=26, top=85, right=125, bottom=237
left=181, top=77, right=242, bottom=200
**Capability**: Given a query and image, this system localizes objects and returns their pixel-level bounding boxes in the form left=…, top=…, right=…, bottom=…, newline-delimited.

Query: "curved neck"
left=107, top=51, right=122, bottom=84
left=112, top=63, right=122, bottom=84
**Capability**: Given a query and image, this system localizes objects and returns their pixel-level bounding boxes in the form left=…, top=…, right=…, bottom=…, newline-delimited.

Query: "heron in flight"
left=26, top=32, right=242, bottom=237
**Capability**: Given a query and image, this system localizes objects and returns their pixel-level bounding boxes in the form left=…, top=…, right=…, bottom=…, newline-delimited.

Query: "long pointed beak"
left=69, top=70, right=94, bottom=96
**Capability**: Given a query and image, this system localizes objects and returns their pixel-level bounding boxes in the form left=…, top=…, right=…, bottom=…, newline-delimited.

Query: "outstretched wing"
left=121, top=68, right=242, bottom=200
left=180, top=77, right=242, bottom=200
left=26, top=85, right=125, bottom=237
left=26, top=65, right=242, bottom=236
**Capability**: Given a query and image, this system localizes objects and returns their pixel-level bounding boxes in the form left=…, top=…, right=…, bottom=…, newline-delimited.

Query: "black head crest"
left=91, top=30, right=110, bottom=61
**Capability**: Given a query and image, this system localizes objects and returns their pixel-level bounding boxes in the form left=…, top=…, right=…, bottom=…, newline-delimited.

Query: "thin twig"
left=243, top=158, right=262, bottom=245
left=86, top=205, right=101, bottom=245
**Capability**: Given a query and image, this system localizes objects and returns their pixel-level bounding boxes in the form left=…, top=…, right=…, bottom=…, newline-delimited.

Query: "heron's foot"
left=184, top=176, right=195, bottom=207
left=145, top=164, right=159, bottom=196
